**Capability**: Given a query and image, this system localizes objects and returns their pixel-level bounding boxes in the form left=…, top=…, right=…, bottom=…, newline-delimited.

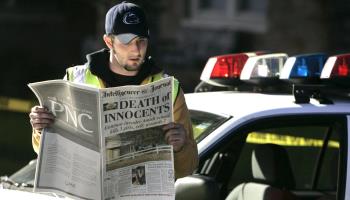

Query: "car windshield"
left=189, top=110, right=229, bottom=143
left=9, top=159, right=37, bottom=186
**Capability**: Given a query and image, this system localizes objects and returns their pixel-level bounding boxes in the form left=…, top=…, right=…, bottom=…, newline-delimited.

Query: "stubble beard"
left=112, top=49, right=143, bottom=72
left=123, top=63, right=141, bottom=72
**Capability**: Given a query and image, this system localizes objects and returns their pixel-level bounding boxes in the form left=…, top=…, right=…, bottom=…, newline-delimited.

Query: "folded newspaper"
left=28, top=77, right=175, bottom=200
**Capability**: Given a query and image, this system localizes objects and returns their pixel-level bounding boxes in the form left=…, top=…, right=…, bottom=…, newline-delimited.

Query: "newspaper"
left=28, top=77, right=175, bottom=200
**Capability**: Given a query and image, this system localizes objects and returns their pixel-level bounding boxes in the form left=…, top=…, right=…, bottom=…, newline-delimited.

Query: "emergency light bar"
left=280, top=53, right=327, bottom=83
left=200, top=53, right=259, bottom=86
left=195, top=51, right=350, bottom=94
left=240, top=53, right=288, bottom=84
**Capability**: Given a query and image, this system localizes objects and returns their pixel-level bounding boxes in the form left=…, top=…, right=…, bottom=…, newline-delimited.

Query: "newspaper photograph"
left=28, top=77, right=176, bottom=200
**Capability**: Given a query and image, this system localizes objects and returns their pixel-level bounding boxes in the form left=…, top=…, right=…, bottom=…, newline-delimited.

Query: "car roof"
left=185, top=91, right=350, bottom=118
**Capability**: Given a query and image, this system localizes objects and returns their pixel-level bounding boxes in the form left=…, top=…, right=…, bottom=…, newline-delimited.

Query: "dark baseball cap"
left=105, top=1, right=149, bottom=44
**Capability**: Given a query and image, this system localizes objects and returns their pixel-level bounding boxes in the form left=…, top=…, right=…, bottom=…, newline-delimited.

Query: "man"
left=29, top=1, right=198, bottom=179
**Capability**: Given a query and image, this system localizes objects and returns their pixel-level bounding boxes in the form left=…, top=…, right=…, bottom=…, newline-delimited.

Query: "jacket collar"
left=86, top=48, right=163, bottom=86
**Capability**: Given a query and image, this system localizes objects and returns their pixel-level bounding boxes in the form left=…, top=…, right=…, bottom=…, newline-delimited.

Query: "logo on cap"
left=123, top=12, right=141, bottom=25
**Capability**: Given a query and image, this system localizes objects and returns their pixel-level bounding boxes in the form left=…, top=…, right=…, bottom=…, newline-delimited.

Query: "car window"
left=189, top=110, right=229, bottom=143
left=228, top=124, right=340, bottom=191
left=316, top=130, right=339, bottom=191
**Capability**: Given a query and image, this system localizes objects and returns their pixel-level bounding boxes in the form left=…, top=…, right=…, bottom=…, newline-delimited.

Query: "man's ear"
left=103, top=34, right=113, bottom=49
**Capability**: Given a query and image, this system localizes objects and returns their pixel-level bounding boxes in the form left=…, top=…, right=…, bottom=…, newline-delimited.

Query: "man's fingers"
left=29, top=106, right=55, bottom=120
left=30, top=118, right=54, bottom=129
left=164, top=127, right=182, bottom=139
left=29, top=106, right=55, bottom=130
left=30, top=117, right=54, bottom=124
left=32, top=123, right=50, bottom=130
left=167, top=136, right=185, bottom=152
left=29, top=112, right=54, bottom=120
left=163, top=123, right=187, bottom=152
left=162, top=122, right=178, bottom=131
left=29, top=113, right=55, bottom=127
left=164, top=132, right=178, bottom=144
left=31, top=106, right=48, bottom=113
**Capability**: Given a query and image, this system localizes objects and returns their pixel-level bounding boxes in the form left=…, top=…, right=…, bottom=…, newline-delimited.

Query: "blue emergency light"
left=280, top=53, right=327, bottom=83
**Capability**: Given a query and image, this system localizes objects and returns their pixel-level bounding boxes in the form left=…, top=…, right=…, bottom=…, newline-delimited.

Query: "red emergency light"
left=321, top=54, right=350, bottom=78
left=321, top=53, right=350, bottom=87
left=200, top=53, right=260, bottom=86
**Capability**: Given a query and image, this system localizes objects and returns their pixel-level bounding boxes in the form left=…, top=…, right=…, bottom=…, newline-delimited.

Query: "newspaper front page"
left=28, top=77, right=175, bottom=200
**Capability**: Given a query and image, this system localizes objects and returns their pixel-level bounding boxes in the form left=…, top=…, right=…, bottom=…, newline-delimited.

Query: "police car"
left=1, top=53, right=350, bottom=200
left=176, top=53, right=350, bottom=200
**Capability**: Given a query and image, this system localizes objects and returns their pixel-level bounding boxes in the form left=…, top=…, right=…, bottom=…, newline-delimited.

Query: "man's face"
left=112, top=36, right=148, bottom=72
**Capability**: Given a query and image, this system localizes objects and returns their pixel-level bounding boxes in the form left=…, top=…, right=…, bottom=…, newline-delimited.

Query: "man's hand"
left=163, top=122, right=187, bottom=153
left=29, top=106, right=55, bottom=133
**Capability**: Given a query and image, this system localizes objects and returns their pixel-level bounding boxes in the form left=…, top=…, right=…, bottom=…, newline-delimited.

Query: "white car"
left=176, top=53, right=350, bottom=200
left=0, top=160, right=72, bottom=199
left=2, top=53, right=350, bottom=200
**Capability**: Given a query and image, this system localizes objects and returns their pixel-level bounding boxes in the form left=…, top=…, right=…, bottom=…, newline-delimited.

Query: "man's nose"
left=128, top=40, right=141, bottom=52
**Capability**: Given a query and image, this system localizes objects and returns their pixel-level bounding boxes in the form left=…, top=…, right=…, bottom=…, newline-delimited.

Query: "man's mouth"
left=129, top=57, right=141, bottom=62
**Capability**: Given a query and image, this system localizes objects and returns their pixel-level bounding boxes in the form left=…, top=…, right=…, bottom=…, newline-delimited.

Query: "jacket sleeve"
left=173, top=88, right=199, bottom=179
left=32, top=129, right=41, bottom=154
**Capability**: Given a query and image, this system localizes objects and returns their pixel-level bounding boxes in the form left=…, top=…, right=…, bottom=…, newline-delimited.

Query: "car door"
left=194, top=114, right=347, bottom=200
left=344, top=115, right=350, bottom=200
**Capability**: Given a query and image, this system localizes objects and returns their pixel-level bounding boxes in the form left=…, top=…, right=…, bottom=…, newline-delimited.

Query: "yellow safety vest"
left=66, top=66, right=179, bottom=103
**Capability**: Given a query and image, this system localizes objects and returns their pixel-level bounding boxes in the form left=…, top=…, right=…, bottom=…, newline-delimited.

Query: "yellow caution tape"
left=0, top=96, right=36, bottom=113
left=247, top=132, right=339, bottom=148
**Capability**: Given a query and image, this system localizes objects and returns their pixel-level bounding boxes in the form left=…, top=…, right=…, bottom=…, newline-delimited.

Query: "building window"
left=184, top=0, right=268, bottom=33
left=199, top=0, right=226, bottom=11
left=237, top=0, right=267, bottom=14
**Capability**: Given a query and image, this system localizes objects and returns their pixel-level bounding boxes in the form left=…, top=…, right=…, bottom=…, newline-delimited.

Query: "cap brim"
left=116, top=33, right=138, bottom=44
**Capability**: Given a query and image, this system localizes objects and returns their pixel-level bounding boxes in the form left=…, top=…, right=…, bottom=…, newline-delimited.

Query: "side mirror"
left=175, top=175, right=220, bottom=200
